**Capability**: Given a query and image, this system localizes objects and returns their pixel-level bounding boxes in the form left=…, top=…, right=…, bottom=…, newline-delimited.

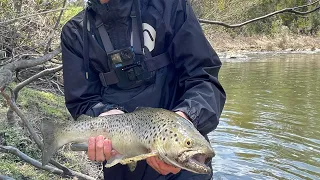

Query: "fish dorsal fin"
left=134, top=107, right=150, bottom=111
left=76, top=114, right=92, bottom=121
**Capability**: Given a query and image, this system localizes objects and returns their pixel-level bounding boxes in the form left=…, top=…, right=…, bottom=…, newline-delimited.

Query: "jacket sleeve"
left=170, top=0, right=226, bottom=135
left=61, top=22, right=122, bottom=119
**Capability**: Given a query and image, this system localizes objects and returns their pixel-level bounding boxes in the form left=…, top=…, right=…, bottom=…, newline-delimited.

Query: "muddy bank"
left=206, top=33, right=320, bottom=57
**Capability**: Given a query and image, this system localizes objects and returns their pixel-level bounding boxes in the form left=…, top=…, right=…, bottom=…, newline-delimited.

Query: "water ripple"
left=211, top=53, right=320, bottom=179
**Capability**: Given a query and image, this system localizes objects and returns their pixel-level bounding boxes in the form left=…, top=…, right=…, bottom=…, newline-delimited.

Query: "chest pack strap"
left=95, top=18, right=114, bottom=53
left=99, top=70, right=119, bottom=87
left=131, top=0, right=144, bottom=55
left=144, top=51, right=171, bottom=72
left=92, top=0, right=171, bottom=87
left=98, top=51, right=171, bottom=87
left=94, top=14, right=119, bottom=85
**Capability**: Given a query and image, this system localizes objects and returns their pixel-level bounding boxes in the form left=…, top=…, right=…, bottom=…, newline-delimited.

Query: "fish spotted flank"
left=41, top=107, right=215, bottom=174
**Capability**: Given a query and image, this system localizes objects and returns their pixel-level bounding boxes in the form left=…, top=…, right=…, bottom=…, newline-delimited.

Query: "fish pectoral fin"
left=127, top=162, right=137, bottom=172
left=105, top=154, right=125, bottom=168
left=105, top=153, right=158, bottom=170
left=120, top=152, right=158, bottom=165
left=76, top=114, right=92, bottom=121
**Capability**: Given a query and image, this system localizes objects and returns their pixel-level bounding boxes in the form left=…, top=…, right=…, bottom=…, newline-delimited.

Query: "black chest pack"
left=83, top=0, right=171, bottom=90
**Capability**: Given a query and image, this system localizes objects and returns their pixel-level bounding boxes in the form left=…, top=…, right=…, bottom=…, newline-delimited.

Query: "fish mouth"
left=177, top=150, right=214, bottom=174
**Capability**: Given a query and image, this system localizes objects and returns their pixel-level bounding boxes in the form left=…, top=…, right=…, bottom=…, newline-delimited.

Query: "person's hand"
left=99, top=109, right=124, bottom=117
left=175, top=111, right=190, bottom=120
left=87, top=109, right=124, bottom=161
left=146, top=156, right=181, bottom=175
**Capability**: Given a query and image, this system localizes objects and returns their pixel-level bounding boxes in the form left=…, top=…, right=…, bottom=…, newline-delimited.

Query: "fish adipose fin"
left=127, top=162, right=137, bottom=172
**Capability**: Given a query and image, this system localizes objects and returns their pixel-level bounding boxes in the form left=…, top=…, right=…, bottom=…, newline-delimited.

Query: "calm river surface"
left=210, top=53, right=320, bottom=180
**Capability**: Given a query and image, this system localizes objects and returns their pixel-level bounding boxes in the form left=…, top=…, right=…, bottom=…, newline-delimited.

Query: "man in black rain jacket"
left=61, top=0, right=226, bottom=179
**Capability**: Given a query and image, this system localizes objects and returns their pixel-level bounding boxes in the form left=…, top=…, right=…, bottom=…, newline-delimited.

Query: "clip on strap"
left=144, top=51, right=171, bottom=72
left=131, top=0, right=144, bottom=55
left=83, top=8, right=90, bottom=79
left=99, top=71, right=119, bottom=87
left=95, top=15, right=118, bottom=86
left=95, top=16, right=114, bottom=53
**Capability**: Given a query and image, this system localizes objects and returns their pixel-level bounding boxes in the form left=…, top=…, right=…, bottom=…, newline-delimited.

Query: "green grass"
left=0, top=86, right=92, bottom=179
left=18, top=87, right=70, bottom=120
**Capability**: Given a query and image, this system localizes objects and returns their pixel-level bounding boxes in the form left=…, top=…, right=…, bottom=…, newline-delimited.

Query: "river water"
left=210, top=53, right=320, bottom=180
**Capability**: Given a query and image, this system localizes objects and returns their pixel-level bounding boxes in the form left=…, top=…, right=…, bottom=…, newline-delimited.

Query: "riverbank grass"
left=0, top=86, right=102, bottom=179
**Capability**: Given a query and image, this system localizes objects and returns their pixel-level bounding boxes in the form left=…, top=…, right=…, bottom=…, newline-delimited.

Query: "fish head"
left=155, top=114, right=215, bottom=174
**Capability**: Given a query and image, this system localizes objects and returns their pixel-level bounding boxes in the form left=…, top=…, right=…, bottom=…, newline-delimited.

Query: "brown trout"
left=41, top=107, right=215, bottom=174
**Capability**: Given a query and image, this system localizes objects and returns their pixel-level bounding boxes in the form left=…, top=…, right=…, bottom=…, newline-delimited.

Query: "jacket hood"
left=88, top=0, right=133, bottom=22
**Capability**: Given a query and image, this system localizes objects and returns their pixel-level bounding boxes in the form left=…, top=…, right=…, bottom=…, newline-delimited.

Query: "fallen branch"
left=0, top=89, right=95, bottom=180
left=0, top=46, right=61, bottom=89
left=0, top=8, right=67, bottom=25
left=50, top=80, right=64, bottom=95
left=0, top=145, right=95, bottom=180
left=1, top=88, right=43, bottom=149
left=13, top=65, right=63, bottom=99
left=5, top=65, right=63, bottom=125
left=0, top=145, right=64, bottom=175
left=0, top=175, right=15, bottom=180
left=199, top=1, right=320, bottom=28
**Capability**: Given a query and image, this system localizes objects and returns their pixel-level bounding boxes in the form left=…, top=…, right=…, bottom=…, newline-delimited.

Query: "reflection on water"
left=210, top=53, right=320, bottom=180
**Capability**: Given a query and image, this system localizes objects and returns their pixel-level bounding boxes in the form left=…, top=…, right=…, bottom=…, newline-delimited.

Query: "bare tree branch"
left=0, top=89, right=96, bottom=180
left=5, top=65, right=63, bottom=125
left=295, top=0, right=320, bottom=9
left=0, top=8, right=67, bottom=26
left=0, top=145, right=64, bottom=175
left=0, top=175, right=15, bottom=180
left=45, top=0, right=67, bottom=53
left=50, top=80, right=64, bottom=95
left=13, top=65, right=63, bottom=99
left=1, top=88, right=43, bottom=148
left=0, top=46, right=61, bottom=89
left=199, top=1, right=320, bottom=28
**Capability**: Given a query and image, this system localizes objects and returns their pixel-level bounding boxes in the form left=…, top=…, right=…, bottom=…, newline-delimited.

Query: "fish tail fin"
left=41, top=119, right=64, bottom=166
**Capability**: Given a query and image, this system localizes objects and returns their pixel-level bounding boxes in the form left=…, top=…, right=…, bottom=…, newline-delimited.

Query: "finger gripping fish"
left=41, top=107, right=215, bottom=174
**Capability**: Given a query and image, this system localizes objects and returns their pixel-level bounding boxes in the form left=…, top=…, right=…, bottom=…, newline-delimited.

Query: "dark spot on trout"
left=175, top=138, right=178, bottom=142
left=165, top=129, right=167, bottom=132
left=162, top=124, right=166, bottom=127
left=163, top=138, right=166, bottom=141
left=174, top=134, right=177, bottom=137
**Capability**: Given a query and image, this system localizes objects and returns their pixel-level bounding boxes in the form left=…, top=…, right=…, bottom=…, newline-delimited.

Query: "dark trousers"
left=103, top=161, right=212, bottom=180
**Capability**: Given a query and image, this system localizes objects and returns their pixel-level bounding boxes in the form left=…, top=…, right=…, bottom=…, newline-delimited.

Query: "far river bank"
left=206, top=33, right=320, bottom=58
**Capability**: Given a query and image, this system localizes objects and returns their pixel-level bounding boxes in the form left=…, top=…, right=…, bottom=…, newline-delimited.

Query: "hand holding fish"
left=87, top=109, right=124, bottom=161
left=144, top=111, right=189, bottom=175
left=88, top=110, right=187, bottom=175
left=41, top=108, right=215, bottom=175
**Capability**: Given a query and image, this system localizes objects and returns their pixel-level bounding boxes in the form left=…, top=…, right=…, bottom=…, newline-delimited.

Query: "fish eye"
left=185, top=139, right=193, bottom=147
